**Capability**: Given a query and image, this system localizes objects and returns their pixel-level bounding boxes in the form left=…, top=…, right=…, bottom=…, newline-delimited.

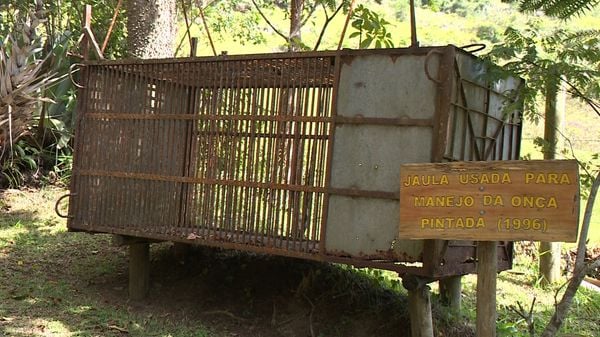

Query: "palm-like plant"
left=0, top=0, right=63, bottom=161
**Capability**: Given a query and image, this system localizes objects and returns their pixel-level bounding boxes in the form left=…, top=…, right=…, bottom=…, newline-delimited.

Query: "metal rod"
left=409, top=0, right=419, bottom=48
left=199, top=5, right=217, bottom=56
left=337, top=0, right=357, bottom=50
left=101, top=0, right=123, bottom=53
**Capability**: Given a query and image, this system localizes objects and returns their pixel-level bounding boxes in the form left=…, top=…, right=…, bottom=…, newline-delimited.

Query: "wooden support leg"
left=476, top=241, right=497, bottom=337
left=439, top=276, right=462, bottom=311
left=403, top=275, right=434, bottom=337
left=129, top=242, right=150, bottom=300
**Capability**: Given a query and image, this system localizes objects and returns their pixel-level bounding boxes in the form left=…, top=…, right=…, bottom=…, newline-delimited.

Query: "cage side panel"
left=325, top=53, right=437, bottom=260
left=433, top=50, right=522, bottom=276
left=70, top=56, right=336, bottom=255
left=70, top=64, right=190, bottom=234
left=326, top=196, right=423, bottom=261
left=181, top=57, right=334, bottom=252
left=444, top=52, right=522, bottom=161
left=336, top=54, right=437, bottom=120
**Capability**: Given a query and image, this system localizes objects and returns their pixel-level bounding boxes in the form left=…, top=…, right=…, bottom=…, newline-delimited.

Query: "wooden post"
left=439, top=276, right=462, bottom=311
left=476, top=241, right=497, bottom=337
left=190, top=37, right=198, bottom=57
left=129, top=243, right=150, bottom=300
left=403, top=275, right=434, bottom=337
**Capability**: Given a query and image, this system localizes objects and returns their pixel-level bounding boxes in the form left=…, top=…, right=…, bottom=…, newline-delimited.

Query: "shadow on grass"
left=0, top=189, right=421, bottom=337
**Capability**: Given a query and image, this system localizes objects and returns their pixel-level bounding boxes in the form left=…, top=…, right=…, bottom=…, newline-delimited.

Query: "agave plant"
left=0, top=0, right=64, bottom=162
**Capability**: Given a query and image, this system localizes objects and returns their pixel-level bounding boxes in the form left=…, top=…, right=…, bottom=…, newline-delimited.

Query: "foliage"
left=486, top=25, right=600, bottom=123
left=0, top=0, right=126, bottom=188
left=202, top=0, right=266, bottom=47
left=422, top=0, right=490, bottom=16
left=486, top=24, right=600, bottom=193
left=0, top=2, right=63, bottom=167
left=1, top=139, right=40, bottom=187
left=195, top=0, right=355, bottom=51
left=349, top=4, right=394, bottom=48
left=515, top=0, right=600, bottom=19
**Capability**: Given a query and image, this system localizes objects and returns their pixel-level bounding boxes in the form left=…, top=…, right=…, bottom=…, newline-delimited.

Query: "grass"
left=0, top=188, right=212, bottom=337
left=1, top=187, right=599, bottom=337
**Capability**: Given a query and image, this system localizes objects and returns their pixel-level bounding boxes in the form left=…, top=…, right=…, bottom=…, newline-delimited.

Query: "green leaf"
left=360, top=37, right=373, bottom=49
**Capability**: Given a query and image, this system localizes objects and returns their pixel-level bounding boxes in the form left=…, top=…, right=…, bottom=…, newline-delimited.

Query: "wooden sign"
left=399, top=160, right=580, bottom=242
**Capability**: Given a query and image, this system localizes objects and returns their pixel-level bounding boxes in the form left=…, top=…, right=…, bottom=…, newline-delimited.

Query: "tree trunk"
left=289, top=0, right=304, bottom=51
left=539, top=70, right=565, bottom=286
left=126, top=0, right=176, bottom=58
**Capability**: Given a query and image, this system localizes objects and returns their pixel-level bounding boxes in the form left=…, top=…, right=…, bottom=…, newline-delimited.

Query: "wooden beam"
left=476, top=241, right=497, bottom=337
left=440, top=276, right=462, bottom=311
left=129, top=243, right=150, bottom=300
left=403, top=275, right=434, bottom=337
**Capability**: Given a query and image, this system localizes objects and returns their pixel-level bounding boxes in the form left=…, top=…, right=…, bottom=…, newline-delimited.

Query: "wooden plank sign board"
left=399, top=160, right=580, bottom=242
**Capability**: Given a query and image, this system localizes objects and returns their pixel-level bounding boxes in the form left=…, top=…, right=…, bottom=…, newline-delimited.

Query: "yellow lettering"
left=484, top=194, right=504, bottom=206
left=525, top=172, right=534, bottom=184
left=536, top=174, right=546, bottom=184
left=511, top=195, right=558, bottom=208
left=404, top=174, right=450, bottom=187
left=523, top=196, right=535, bottom=208
left=525, top=172, right=572, bottom=185
left=559, top=174, right=571, bottom=185
left=480, top=174, right=490, bottom=184
left=484, top=195, right=492, bottom=206
left=418, top=217, right=488, bottom=229
left=502, top=173, right=512, bottom=184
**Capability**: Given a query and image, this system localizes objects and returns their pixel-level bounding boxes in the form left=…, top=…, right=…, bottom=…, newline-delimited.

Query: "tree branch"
left=313, top=2, right=344, bottom=51
left=561, top=77, right=600, bottom=118
left=301, top=2, right=319, bottom=29
left=251, top=0, right=288, bottom=42
left=509, top=298, right=536, bottom=337
left=541, top=170, right=600, bottom=337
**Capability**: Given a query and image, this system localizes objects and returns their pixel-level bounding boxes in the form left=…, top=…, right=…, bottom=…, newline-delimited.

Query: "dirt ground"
left=91, top=245, right=425, bottom=337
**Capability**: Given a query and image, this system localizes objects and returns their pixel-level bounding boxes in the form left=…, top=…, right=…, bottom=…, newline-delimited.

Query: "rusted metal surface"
left=70, top=55, right=335, bottom=255
left=68, top=46, right=521, bottom=278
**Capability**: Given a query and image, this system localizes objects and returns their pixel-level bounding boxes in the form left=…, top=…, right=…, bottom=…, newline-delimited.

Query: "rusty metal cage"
left=66, top=46, right=521, bottom=278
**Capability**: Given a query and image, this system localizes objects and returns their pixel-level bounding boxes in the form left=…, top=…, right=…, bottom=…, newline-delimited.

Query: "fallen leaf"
left=107, top=325, right=129, bottom=334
